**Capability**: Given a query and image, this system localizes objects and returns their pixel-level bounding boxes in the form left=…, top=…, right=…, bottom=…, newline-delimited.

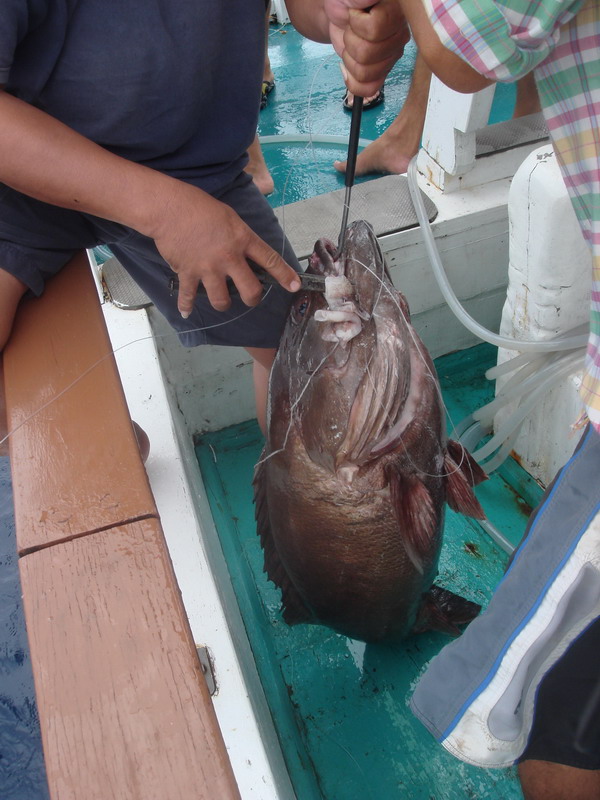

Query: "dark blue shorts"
left=519, top=615, right=600, bottom=770
left=0, top=171, right=301, bottom=348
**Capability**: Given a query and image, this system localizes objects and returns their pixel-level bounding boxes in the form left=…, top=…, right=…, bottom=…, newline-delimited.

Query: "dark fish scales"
left=254, top=221, right=487, bottom=643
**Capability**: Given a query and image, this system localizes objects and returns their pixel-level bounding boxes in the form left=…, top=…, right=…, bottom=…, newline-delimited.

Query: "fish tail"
left=413, top=585, right=481, bottom=636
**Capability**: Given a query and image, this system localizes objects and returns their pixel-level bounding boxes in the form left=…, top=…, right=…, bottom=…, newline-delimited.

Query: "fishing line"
left=256, top=340, right=341, bottom=466
left=346, top=253, right=471, bottom=481
left=306, top=717, right=376, bottom=800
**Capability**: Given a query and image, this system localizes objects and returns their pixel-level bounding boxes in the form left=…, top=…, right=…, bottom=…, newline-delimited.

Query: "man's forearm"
left=0, top=90, right=180, bottom=240
left=398, top=0, right=491, bottom=93
left=285, top=0, right=331, bottom=42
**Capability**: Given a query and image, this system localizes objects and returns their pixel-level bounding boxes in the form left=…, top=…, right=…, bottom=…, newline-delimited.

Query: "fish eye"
left=291, top=294, right=310, bottom=323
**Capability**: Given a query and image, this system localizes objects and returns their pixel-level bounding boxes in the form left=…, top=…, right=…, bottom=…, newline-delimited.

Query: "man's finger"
left=246, top=236, right=301, bottom=293
left=340, top=52, right=392, bottom=98
left=345, top=27, right=408, bottom=65
left=227, top=265, right=265, bottom=308
left=176, top=275, right=203, bottom=318
left=194, top=273, right=235, bottom=313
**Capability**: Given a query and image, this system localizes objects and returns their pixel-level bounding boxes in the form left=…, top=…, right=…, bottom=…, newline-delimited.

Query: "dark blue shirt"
left=0, top=0, right=266, bottom=192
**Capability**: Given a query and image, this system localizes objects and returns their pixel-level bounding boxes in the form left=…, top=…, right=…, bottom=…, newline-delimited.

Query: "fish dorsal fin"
left=387, top=466, right=440, bottom=575
left=253, top=453, right=312, bottom=624
left=337, top=332, right=409, bottom=466
left=444, top=440, right=487, bottom=519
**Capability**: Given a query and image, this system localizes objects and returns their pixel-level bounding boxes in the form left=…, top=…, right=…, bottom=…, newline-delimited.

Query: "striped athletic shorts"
left=411, top=424, right=600, bottom=769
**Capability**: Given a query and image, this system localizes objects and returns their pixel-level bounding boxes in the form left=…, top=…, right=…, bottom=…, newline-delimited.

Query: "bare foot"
left=335, top=53, right=430, bottom=177
left=334, top=133, right=415, bottom=177
left=245, top=133, right=275, bottom=195
left=334, top=113, right=421, bottom=177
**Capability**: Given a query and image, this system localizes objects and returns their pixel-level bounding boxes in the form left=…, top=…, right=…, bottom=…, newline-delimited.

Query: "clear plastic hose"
left=472, top=354, right=582, bottom=461
left=260, top=134, right=374, bottom=148
left=405, top=154, right=587, bottom=552
left=473, top=350, right=583, bottom=428
left=485, top=323, right=588, bottom=380
left=406, top=157, right=588, bottom=354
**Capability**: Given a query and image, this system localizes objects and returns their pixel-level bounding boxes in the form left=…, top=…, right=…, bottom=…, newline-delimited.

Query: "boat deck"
left=196, top=343, right=542, bottom=800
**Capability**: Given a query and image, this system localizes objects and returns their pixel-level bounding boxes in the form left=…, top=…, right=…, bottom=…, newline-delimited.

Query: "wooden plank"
left=3, top=253, right=157, bottom=553
left=5, top=252, right=242, bottom=799
left=19, top=516, right=241, bottom=800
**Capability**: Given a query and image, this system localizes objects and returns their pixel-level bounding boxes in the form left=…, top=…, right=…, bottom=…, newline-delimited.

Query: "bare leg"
left=513, top=72, right=541, bottom=118
left=263, top=3, right=275, bottom=86
left=245, top=3, right=275, bottom=195
left=245, top=346, right=277, bottom=436
left=0, top=269, right=27, bottom=454
left=0, top=359, right=7, bottom=456
left=334, top=54, right=432, bottom=177
left=519, top=760, right=600, bottom=800
left=0, top=268, right=27, bottom=353
left=245, top=133, right=275, bottom=196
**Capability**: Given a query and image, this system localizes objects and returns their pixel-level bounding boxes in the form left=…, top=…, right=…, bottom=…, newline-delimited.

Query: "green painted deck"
left=195, top=343, right=543, bottom=800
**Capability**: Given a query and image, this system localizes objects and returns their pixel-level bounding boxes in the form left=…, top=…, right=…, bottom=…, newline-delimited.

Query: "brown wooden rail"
left=2, top=253, right=241, bottom=800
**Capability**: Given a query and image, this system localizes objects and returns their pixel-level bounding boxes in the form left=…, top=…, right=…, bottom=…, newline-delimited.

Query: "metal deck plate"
left=101, top=256, right=153, bottom=311
left=274, top=174, right=438, bottom=261
left=476, top=111, right=548, bottom=158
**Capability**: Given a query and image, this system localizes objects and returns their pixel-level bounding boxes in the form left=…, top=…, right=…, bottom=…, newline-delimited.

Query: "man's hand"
left=325, top=0, right=410, bottom=98
left=151, top=181, right=301, bottom=318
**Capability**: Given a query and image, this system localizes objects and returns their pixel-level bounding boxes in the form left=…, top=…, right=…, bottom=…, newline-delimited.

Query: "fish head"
left=270, top=220, right=415, bottom=476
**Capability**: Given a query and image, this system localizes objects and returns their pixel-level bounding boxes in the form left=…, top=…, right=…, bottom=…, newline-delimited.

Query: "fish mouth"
left=311, top=238, right=370, bottom=347
left=310, top=238, right=343, bottom=277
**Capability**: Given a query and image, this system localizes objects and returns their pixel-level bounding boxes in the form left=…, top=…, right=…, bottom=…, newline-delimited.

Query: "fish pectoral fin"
left=447, top=439, right=488, bottom=486
left=253, top=453, right=312, bottom=626
left=444, top=442, right=487, bottom=520
left=413, top=585, right=482, bottom=635
left=388, top=468, right=439, bottom=575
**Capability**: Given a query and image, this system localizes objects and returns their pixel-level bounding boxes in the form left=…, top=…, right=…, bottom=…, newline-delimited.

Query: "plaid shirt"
left=423, top=0, right=600, bottom=433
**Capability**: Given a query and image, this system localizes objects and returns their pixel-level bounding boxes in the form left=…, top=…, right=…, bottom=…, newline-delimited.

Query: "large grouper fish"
left=254, top=220, right=487, bottom=643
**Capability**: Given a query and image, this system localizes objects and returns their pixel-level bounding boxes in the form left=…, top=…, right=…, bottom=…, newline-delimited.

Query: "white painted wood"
left=495, top=146, right=591, bottom=485
left=418, top=139, right=549, bottom=193
left=421, top=78, right=495, bottom=181
left=271, top=0, right=290, bottom=24
left=98, top=296, right=295, bottom=800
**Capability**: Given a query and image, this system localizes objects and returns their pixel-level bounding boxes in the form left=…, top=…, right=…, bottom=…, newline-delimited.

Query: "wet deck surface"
left=196, top=343, right=542, bottom=799
left=259, top=25, right=517, bottom=209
